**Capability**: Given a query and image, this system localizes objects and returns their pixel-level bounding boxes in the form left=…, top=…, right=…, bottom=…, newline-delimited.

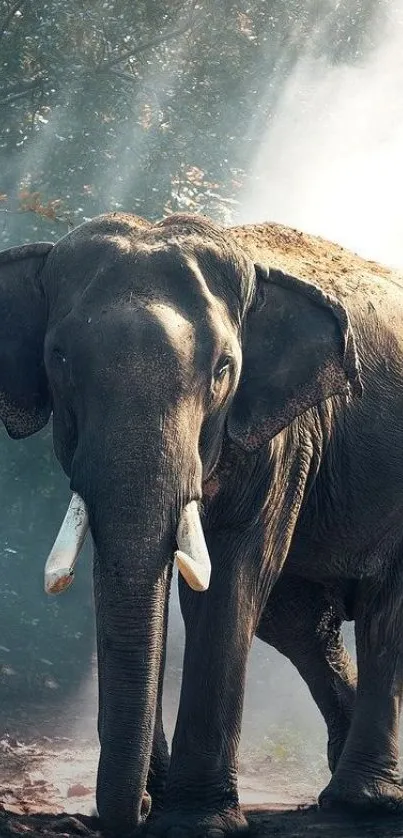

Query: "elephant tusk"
left=44, top=493, right=89, bottom=594
left=174, top=501, right=211, bottom=592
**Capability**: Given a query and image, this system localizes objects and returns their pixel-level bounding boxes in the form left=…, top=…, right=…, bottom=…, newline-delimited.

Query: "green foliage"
left=0, top=0, right=384, bottom=244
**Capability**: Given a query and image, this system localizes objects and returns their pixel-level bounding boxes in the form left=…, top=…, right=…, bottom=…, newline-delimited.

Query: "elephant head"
left=0, top=213, right=361, bottom=836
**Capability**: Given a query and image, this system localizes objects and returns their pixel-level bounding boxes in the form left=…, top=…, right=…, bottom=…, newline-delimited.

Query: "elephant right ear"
left=0, top=243, right=53, bottom=438
left=227, top=264, right=362, bottom=451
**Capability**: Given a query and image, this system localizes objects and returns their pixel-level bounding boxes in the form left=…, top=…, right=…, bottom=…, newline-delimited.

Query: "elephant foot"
left=99, top=793, right=151, bottom=838
left=142, top=805, right=248, bottom=837
left=319, top=773, right=403, bottom=813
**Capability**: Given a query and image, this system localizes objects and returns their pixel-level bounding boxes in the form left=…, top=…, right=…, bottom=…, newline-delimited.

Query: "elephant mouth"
left=44, top=494, right=211, bottom=595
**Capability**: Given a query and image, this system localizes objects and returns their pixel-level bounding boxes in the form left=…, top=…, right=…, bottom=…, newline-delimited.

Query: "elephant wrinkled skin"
left=1, top=213, right=403, bottom=836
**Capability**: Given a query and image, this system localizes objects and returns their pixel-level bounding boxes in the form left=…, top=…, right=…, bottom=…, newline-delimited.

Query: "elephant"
left=0, top=211, right=403, bottom=837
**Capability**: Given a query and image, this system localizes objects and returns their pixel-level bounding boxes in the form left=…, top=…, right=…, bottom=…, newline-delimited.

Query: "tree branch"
left=0, top=77, right=44, bottom=105
left=0, top=0, right=28, bottom=39
left=101, top=3, right=199, bottom=71
left=0, top=73, right=45, bottom=104
left=0, top=207, right=74, bottom=229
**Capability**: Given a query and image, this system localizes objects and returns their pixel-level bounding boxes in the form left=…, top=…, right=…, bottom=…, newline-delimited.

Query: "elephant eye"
left=212, top=357, right=231, bottom=385
left=214, top=363, right=229, bottom=382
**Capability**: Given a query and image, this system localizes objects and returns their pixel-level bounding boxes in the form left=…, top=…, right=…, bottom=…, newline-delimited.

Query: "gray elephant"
left=0, top=212, right=402, bottom=837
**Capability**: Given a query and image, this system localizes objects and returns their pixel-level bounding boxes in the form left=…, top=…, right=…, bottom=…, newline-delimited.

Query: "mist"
left=238, top=1, right=403, bottom=270
left=0, top=0, right=402, bottom=812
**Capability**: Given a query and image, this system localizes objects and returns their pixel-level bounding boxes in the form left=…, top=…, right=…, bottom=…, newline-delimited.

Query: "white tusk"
left=44, top=493, right=89, bottom=595
left=174, top=501, right=211, bottom=592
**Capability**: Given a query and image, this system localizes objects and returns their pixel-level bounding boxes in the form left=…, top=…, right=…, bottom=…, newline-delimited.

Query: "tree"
left=0, top=0, right=383, bottom=245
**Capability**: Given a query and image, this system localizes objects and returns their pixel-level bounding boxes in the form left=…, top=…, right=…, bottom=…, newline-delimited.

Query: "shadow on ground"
left=2, top=806, right=403, bottom=838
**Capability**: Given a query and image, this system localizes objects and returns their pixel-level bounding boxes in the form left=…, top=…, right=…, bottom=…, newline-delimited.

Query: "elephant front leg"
left=319, top=577, right=403, bottom=813
left=145, top=532, right=258, bottom=837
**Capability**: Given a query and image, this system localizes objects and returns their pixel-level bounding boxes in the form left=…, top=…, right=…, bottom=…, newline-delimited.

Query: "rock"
left=66, top=785, right=92, bottom=799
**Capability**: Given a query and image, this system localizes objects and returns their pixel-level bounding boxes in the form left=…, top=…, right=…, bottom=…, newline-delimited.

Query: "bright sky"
left=239, top=1, right=403, bottom=271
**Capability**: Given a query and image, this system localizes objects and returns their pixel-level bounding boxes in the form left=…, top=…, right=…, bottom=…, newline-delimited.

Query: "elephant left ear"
left=227, top=264, right=363, bottom=452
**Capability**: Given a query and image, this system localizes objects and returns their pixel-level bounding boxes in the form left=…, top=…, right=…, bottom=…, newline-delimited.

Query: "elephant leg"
left=320, top=570, right=403, bottom=812
left=256, top=575, right=356, bottom=773
left=145, top=530, right=263, bottom=837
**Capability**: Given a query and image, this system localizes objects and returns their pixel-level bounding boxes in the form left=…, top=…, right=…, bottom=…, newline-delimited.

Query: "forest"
left=1, top=0, right=381, bottom=241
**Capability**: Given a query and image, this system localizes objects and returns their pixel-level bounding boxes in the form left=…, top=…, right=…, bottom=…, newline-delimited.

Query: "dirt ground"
left=1, top=733, right=403, bottom=838
left=3, top=803, right=403, bottom=838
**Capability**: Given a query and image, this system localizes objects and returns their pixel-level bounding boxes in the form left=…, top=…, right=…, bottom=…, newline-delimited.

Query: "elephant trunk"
left=44, top=495, right=211, bottom=832
left=93, top=522, right=170, bottom=836
left=49, top=410, right=205, bottom=836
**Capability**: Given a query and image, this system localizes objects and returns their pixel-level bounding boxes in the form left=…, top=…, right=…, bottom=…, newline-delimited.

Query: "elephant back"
left=230, top=221, right=403, bottom=309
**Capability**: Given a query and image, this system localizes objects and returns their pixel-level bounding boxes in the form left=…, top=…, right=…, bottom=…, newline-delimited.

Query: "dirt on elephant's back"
left=231, top=221, right=403, bottom=301
left=2, top=805, right=403, bottom=838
